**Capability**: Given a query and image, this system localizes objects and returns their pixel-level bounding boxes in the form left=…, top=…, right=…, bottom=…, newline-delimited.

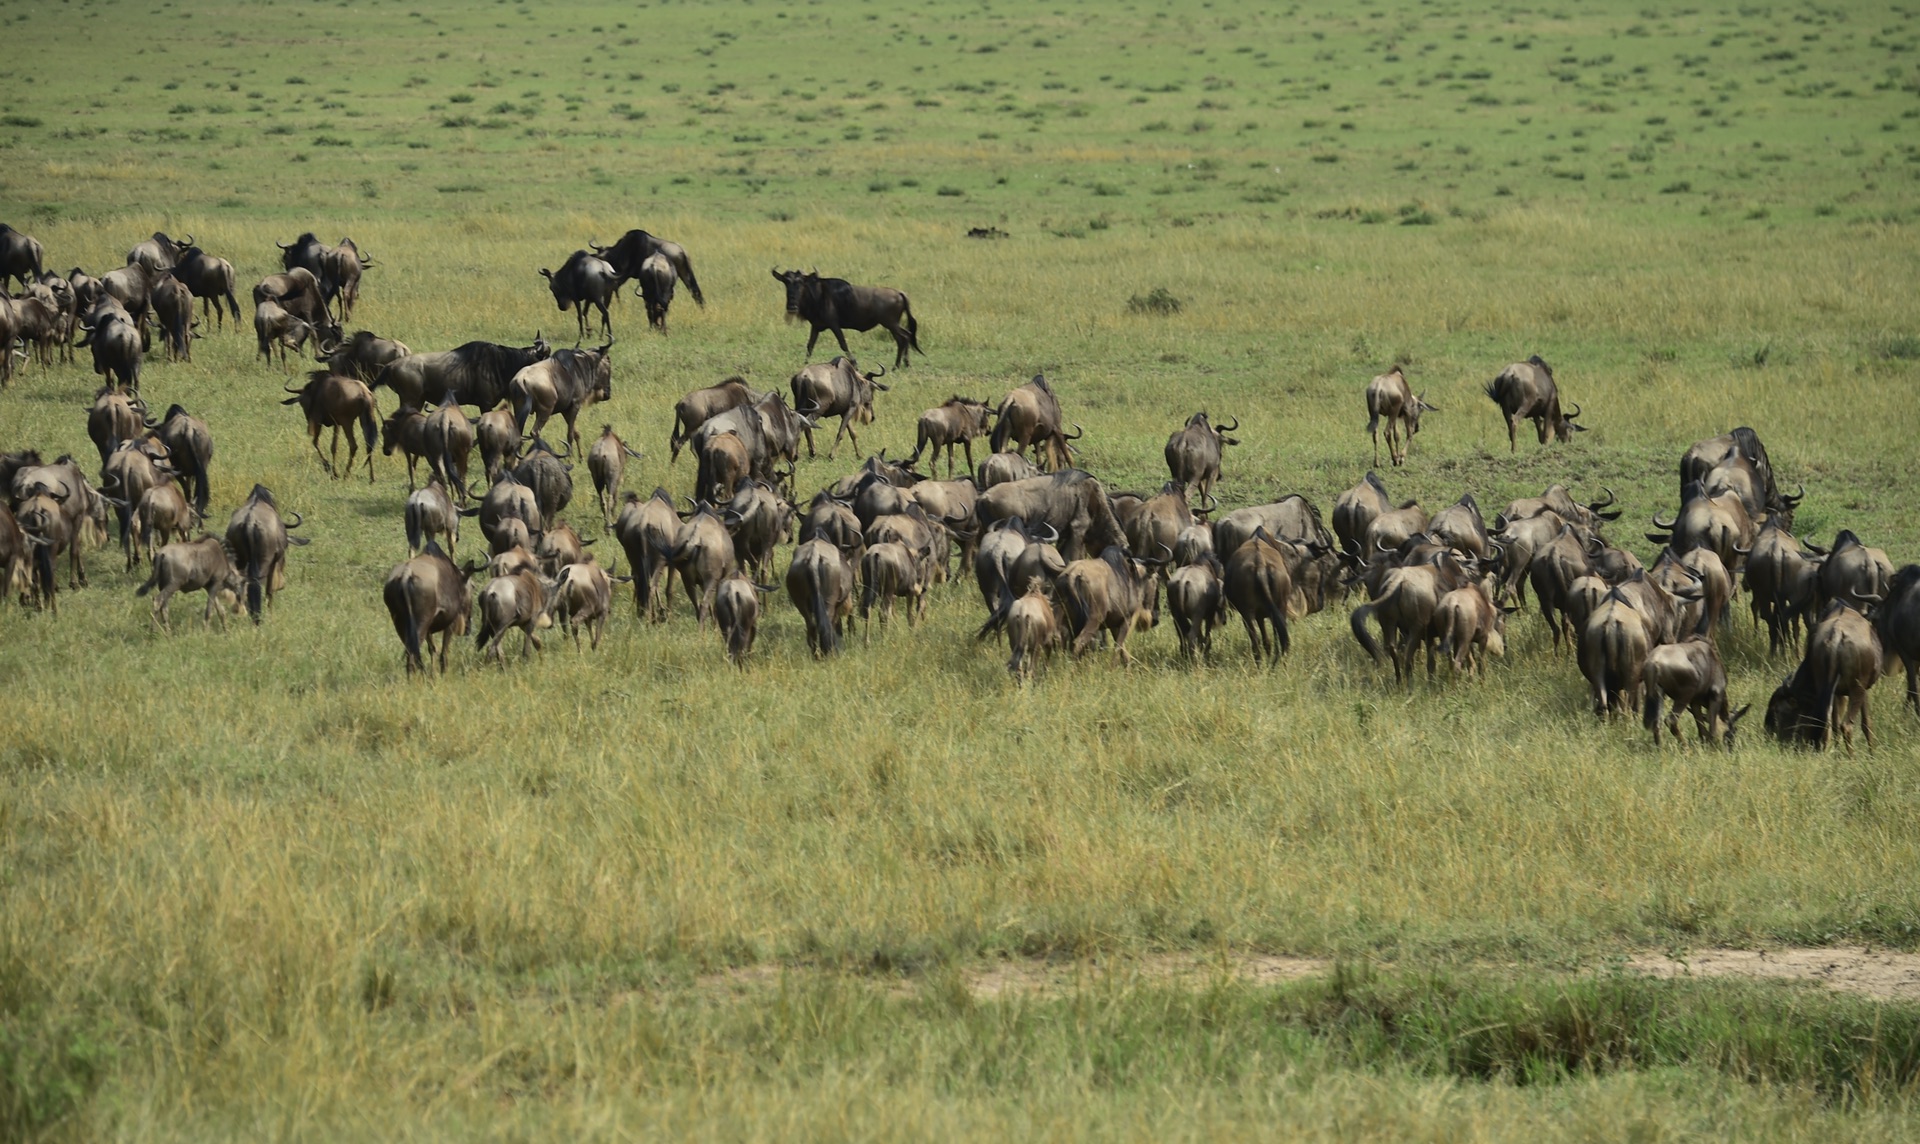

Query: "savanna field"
left=5, top=0, right=1920, bottom=1137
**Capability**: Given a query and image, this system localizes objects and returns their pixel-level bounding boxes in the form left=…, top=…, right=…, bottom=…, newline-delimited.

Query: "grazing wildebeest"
left=540, top=250, right=621, bottom=341
left=151, top=273, right=196, bottom=362
left=375, top=335, right=551, bottom=412
left=406, top=478, right=461, bottom=556
left=977, top=469, right=1127, bottom=562
left=476, top=409, right=520, bottom=485
left=591, top=229, right=706, bottom=305
left=989, top=374, right=1078, bottom=472
left=0, top=223, right=44, bottom=289
left=1484, top=355, right=1586, bottom=451
left=424, top=400, right=475, bottom=499
left=772, top=268, right=923, bottom=368
left=614, top=488, right=682, bottom=621
left=713, top=571, right=769, bottom=665
left=1057, top=545, right=1164, bottom=666
left=1766, top=601, right=1884, bottom=750
left=1874, top=565, right=1920, bottom=718
left=315, top=330, right=411, bottom=383
left=227, top=484, right=308, bottom=621
left=909, top=396, right=995, bottom=477
left=638, top=252, right=677, bottom=331
left=1225, top=529, right=1295, bottom=667
left=1333, top=472, right=1393, bottom=559
left=383, top=542, right=483, bottom=674
left=790, top=356, right=888, bottom=459
left=1005, top=581, right=1062, bottom=680
left=587, top=425, right=643, bottom=530
left=669, top=377, right=760, bottom=462
left=284, top=375, right=379, bottom=481
left=255, top=300, right=317, bottom=367
left=1165, top=413, right=1239, bottom=505
left=786, top=536, right=856, bottom=657
left=508, top=341, right=613, bottom=451
left=127, top=231, right=192, bottom=275
left=1168, top=553, right=1229, bottom=662
left=135, top=536, right=243, bottom=632
left=1643, top=636, right=1748, bottom=747
left=1364, top=367, right=1436, bottom=467
left=167, top=246, right=242, bottom=331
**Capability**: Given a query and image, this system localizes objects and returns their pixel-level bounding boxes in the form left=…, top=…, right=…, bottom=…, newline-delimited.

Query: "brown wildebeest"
left=910, top=396, right=995, bottom=477
left=1766, top=601, right=1884, bottom=750
left=1350, top=550, right=1475, bottom=686
left=551, top=557, right=624, bottom=650
left=135, top=536, right=243, bottom=632
left=284, top=375, right=379, bottom=481
left=714, top=571, right=771, bottom=666
left=321, top=237, right=373, bottom=323
left=152, top=272, right=196, bottom=362
left=168, top=244, right=242, bottom=331
left=1740, top=517, right=1822, bottom=656
left=535, top=521, right=593, bottom=578
left=1364, top=366, right=1435, bottom=467
left=11, top=457, right=109, bottom=590
left=509, top=342, right=614, bottom=452
left=475, top=567, right=558, bottom=664
left=127, top=231, right=192, bottom=274
left=383, top=542, right=482, bottom=674
left=254, top=299, right=319, bottom=367
left=1056, top=545, right=1164, bottom=666
left=1005, top=580, right=1061, bottom=680
left=1333, top=472, right=1392, bottom=558
left=637, top=252, right=677, bottom=331
left=1873, top=564, right=1920, bottom=717
left=1428, top=494, right=1491, bottom=561
left=1528, top=524, right=1598, bottom=652
left=860, top=540, right=927, bottom=636
left=406, top=478, right=460, bottom=556
left=1, top=223, right=45, bottom=290
left=425, top=400, right=475, bottom=500
left=471, top=472, right=543, bottom=552
left=227, top=484, right=308, bottom=621
left=147, top=403, right=214, bottom=515
left=665, top=504, right=737, bottom=628
left=99, top=434, right=172, bottom=554
left=315, top=330, right=411, bottom=383
left=972, top=516, right=1042, bottom=636
left=787, top=536, right=856, bottom=656
left=1363, top=500, right=1430, bottom=558
left=15, top=489, right=72, bottom=614
left=1434, top=577, right=1511, bottom=678
left=723, top=480, right=795, bottom=583
left=790, top=356, right=888, bottom=459
left=669, top=377, right=759, bottom=462
left=1815, top=529, right=1894, bottom=614
left=989, top=374, right=1079, bottom=472
left=698, top=431, right=752, bottom=505
left=1647, top=487, right=1756, bottom=574
left=1484, top=355, right=1586, bottom=451
left=0, top=502, right=28, bottom=605
left=613, top=487, right=681, bottom=621
left=476, top=409, right=519, bottom=484
left=1168, top=553, right=1228, bottom=662
left=772, top=268, right=923, bottom=368
left=1643, top=636, right=1749, bottom=747
left=133, top=480, right=198, bottom=568
left=381, top=406, right=432, bottom=489
left=1225, top=529, right=1295, bottom=667
left=1165, top=413, right=1239, bottom=505
left=1580, top=590, right=1653, bottom=718
left=978, top=450, right=1039, bottom=490
left=508, top=438, right=574, bottom=531
left=587, top=425, right=643, bottom=530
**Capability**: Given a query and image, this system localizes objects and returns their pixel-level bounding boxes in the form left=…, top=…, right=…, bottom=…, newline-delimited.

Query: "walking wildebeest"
left=384, top=542, right=484, bottom=674
left=909, top=396, right=995, bottom=477
left=614, top=487, right=682, bottom=621
left=227, top=484, right=308, bottom=621
left=255, top=300, right=317, bottom=367
left=424, top=400, right=476, bottom=499
left=772, top=268, right=923, bottom=368
left=1168, top=553, right=1229, bottom=662
left=509, top=341, right=614, bottom=451
left=587, top=425, right=643, bottom=530
left=283, top=375, right=379, bottom=481
left=1005, top=581, right=1062, bottom=680
left=1643, top=636, right=1748, bottom=747
left=1364, top=367, right=1436, bottom=467
left=1874, top=564, right=1920, bottom=718
left=374, top=335, right=552, bottom=412
left=1225, top=529, right=1295, bottom=667
left=151, top=273, right=195, bottom=362
left=475, top=566, right=559, bottom=664
left=315, top=330, right=411, bottom=383
left=1056, top=545, right=1164, bottom=666
left=1766, top=601, right=1884, bottom=750
left=168, top=245, right=242, bottom=331
left=714, top=571, right=772, bottom=665
left=0, top=223, right=44, bottom=289
left=540, top=250, right=621, bottom=341
left=127, top=231, right=192, bottom=274
left=591, top=229, right=706, bottom=305
left=1484, top=355, right=1586, bottom=451
left=790, top=356, right=888, bottom=460
left=787, top=536, right=856, bottom=657
left=1165, top=413, right=1239, bottom=505
left=1581, top=590, right=1653, bottom=718
left=669, top=377, right=761, bottom=462
left=135, top=536, right=243, bottom=632
left=989, top=374, right=1078, bottom=472
left=406, top=478, right=461, bottom=556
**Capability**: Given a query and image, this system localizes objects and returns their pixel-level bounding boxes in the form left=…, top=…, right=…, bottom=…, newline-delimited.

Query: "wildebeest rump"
left=592, top=229, right=706, bottom=305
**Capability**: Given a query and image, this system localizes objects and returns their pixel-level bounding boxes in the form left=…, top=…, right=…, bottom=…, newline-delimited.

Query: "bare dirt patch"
left=1627, top=947, right=1920, bottom=1002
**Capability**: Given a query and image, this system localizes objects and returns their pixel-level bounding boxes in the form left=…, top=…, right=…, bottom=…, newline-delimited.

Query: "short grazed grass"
left=3, top=0, right=1920, bottom=1137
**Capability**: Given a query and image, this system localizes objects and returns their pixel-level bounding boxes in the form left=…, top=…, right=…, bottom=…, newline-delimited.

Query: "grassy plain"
left=4, top=0, right=1920, bottom=1137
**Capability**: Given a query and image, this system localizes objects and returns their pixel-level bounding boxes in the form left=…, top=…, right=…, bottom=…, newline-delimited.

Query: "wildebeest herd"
left=2, top=218, right=1917, bottom=752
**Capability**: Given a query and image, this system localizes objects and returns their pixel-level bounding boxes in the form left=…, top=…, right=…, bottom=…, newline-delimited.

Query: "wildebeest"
left=540, top=250, right=621, bottom=341
left=11, top=290, right=67, bottom=370
left=860, top=540, right=928, bottom=635
left=723, top=479, right=796, bottom=583
left=698, top=431, right=752, bottom=505
left=1484, top=355, right=1586, bottom=451
left=1433, top=577, right=1510, bottom=678
left=989, top=374, right=1078, bottom=472
left=587, top=425, right=643, bottom=530
left=0, top=502, right=30, bottom=605
left=283, top=375, right=378, bottom=481
left=977, top=469, right=1126, bottom=562
left=127, top=231, right=192, bottom=274
left=253, top=267, right=333, bottom=339
left=1118, top=482, right=1198, bottom=576
left=14, top=489, right=72, bottom=614
left=1005, top=581, right=1062, bottom=680
left=663, top=503, right=736, bottom=628
left=227, top=484, right=308, bottom=621
left=79, top=303, right=143, bottom=394
left=424, top=400, right=475, bottom=499
left=669, top=377, right=760, bottom=462
left=87, top=389, right=147, bottom=467
left=1168, top=553, right=1228, bottom=661
left=790, top=356, right=888, bottom=460
left=475, top=566, right=558, bottom=664
left=134, top=536, right=243, bottom=632
left=11, top=456, right=109, bottom=590
left=382, top=407, right=433, bottom=489
left=167, top=246, right=242, bottom=331
left=1681, top=428, right=1792, bottom=522
left=151, top=273, right=196, bottom=362
left=255, top=300, right=318, bottom=367
left=1, top=223, right=45, bottom=289
left=1643, top=636, right=1748, bottom=747
left=690, top=391, right=812, bottom=496
left=1333, top=472, right=1393, bottom=559
left=909, top=396, right=995, bottom=477
left=1815, top=529, right=1894, bottom=613
left=406, top=478, right=461, bottom=556
left=637, top=252, right=677, bottom=331
left=1428, top=494, right=1492, bottom=561
left=772, top=268, right=923, bottom=368
left=1225, top=529, right=1295, bottom=667
left=1056, top=545, right=1163, bottom=665
left=322, top=237, right=373, bottom=322
left=509, top=439, right=574, bottom=523
left=1873, top=564, right=1920, bottom=717
left=472, top=472, right=544, bottom=552
left=383, top=542, right=482, bottom=674
left=476, top=409, right=520, bottom=485
left=509, top=342, right=613, bottom=451
left=1350, top=550, right=1476, bottom=685
left=591, top=229, right=706, bottom=305
left=551, top=557, right=621, bottom=651
left=1580, top=590, right=1653, bottom=718
left=1165, top=413, right=1239, bottom=505
left=534, top=521, right=593, bottom=579
left=713, top=571, right=769, bottom=665
left=374, top=335, right=552, bottom=412
left=1766, top=601, right=1883, bottom=750
left=1365, top=367, right=1436, bottom=467
left=1362, top=500, right=1431, bottom=560
left=613, top=488, right=682, bottom=621
left=1647, top=486, right=1757, bottom=574
left=978, top=450, right=1040, bottom=490
left=132, top=480, right=198, bottom=569
left=786, top=536, right=856, bottom=657
left=1740, top=517, right=1822, bottom=656
left=99, top=436, right=173, bottom=554
left=315, top=330, right=411, bottom=383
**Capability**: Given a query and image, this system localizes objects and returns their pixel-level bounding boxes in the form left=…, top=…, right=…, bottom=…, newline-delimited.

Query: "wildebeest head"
left=771, top=268, right=818, bottom=321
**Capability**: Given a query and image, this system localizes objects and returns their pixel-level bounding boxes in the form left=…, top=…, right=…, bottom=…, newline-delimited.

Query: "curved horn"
left=1589, top=486, right=1616, bottom=511
left=1219, top=415, right=1238, bottom=434
left=179, top=232, right=195, bottom=248
left=284, top=509, right=304, bottom=529
left=1566, top=402, right=1583, bottom=420
left=1650, top=510, right=1677, bottom=530
left=284, top=383, right=304, bottom=395
left=275, top=240, right=293, bottom=250
left=1782, top=482, right=1806, bottom=506
left=1199, top=490, right=1219, bottom=512
left=1035, top=522, right=1060, bottom=545
left=1063, top=423, right=1084, bottom=441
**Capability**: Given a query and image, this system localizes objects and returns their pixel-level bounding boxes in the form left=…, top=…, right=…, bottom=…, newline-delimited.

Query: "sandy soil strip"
left=1625, top=947, right=1920, bottom=1001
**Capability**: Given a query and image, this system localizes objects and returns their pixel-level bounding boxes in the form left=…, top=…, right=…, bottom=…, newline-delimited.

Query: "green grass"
left=4, top=0, right=1920, bottom=1137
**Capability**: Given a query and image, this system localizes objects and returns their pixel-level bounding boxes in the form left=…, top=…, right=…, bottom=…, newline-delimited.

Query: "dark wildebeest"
left=1225, top=529, right=1295, bottom=667
left=1057, top=545, right=1164, bottom=666
left=1484, top=355, right=1586, bottom=451
left=151, top=273, right=196, bottom=362
left=406, top=478, right=461, bottom=556
left=772, top=268, right=923, bottom=368
left=540, top=250, right=621, bottom=341
left=253, top=266, right=333, bottom=337
left=1873, top=564, right=1920, bottom=718
left=591, top=229, right=706, bottom=305
left=277, top=232, right=329, bottom=279
left=909, top=396, right=995, bottom=478
left=375, top=335, right=551, bottom=412
left=509, top=342, right=613, bottom=451
left=168, top=246, right=242, bottom=331
left=384, top=542, right=483, bottom=674
left=127, top=231, right=192, bottom=275
left=1165, top=413, right=1239, bottom=505
left=1168, top=553, right=1228, bottom=661
left=255, top=300, right=317, bottom=367
left=638, top=252, right=677, bottom=331
left=790, top=356, right=888, bottom=459
left=1815, top=529, right=1894, bottom=614
left=1766, top=601, right=1884, bottom=750
left=989, top=374, right=1078, bottom=472
left=1740, top=517, right=1822, bottom=656
left=1580, top=589, right=1654, bottom=718
left=0, top=223, right=44, bottom=289
left=381, top=406, right=433, bottom=489
left=0, top=296, right=20, bottom=388
left=1643, top=636, right=1749, bottom=747
left=13, top=457, right=109, bottom=590
left=1333, top=472, right=1393, bottom=558
left=284, top=375, right=379, bottom=481
left=724, top=479, right=796, bottom=583
left=510, top=438, right=574, bottom=523
left=476, top=409, right=520, bottom=485
left=1434, top=576, right=1511, bottom=678
left=471, top=472, right=544, bottom=553
left=425, top=400, right=476, bottom=499
left=321, top=237, right=372, bottom=322
left=786, top=536, right=856, bottom=656
left=79, top=303, right=144, bottom=394
left=614, top=487, right=682, bottom=621
left=669, top=377, right=761, bottom=462
left=88, top=389, right=147, bottom=467
left=977, top=469, right=1127, bottom=562
left=227, top=484, right=308, bottom=621
left=315, top=330, right=411, bottom=383
left=135, top=536, right=243, bottom=632
left=100, top=262, right=155, bottom=348
left=1364, top=367, right=1436, bottom=467
left=1005, top=581, right=1062, bottom=680
left=148, top=403, right=215, bottom=514
left=714, top=571, right=770, bottom=666
left=587, top=425, right=643, bottom=530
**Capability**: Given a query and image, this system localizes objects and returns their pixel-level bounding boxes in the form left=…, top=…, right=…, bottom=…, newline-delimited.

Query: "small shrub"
left=1661, top=180, right=1691, bottom=194
left=1878, top=335, right=1920, bottom=360
left=0, top=114, right=41, bottom=128
left=1127, top=287, right=1182, bottom=315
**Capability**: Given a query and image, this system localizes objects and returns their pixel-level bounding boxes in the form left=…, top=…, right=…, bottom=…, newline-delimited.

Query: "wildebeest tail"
left=1482, top=377, right=1501, bottom=403
left=1349, top=602, right=1386, bottom=664
left=1263, top=576, right=1291, bottom=658
left=1642, top=687, right=1664, bottom=734
left=224, top=290, right=241, bottom=324
left=244, top=531, right=267, bottom=622
left=359, top=405, right=378, bottom=464
left=903, top=298, right=923, bottom=355
left=134, top=567, right=159, bottom=596
left=680, top=256, right=705, bottom=307
left=989, top=408, right=1012, bottom=455
left=405, top=501, right=424, bottom=554
left=811, top=583, right=836, bottom=656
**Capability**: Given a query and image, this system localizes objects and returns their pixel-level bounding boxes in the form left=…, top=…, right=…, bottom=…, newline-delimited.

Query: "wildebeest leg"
left=829, top=417, right=855, bottom=460
left=310, top=423, right=334, bottom=476
left=804, top=326, right=823, bottom=360
left=1906, top=663, right=1918, bottom=715
left=153, top=585, right=176, bottom=632
left=829, top=326, right=853, bottom=361
left=1507, top=414, right=1520, bottom=453
left=1240, top=612, right=1264, bottom=664
left=1858, top=690, right=1873, bottom=748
